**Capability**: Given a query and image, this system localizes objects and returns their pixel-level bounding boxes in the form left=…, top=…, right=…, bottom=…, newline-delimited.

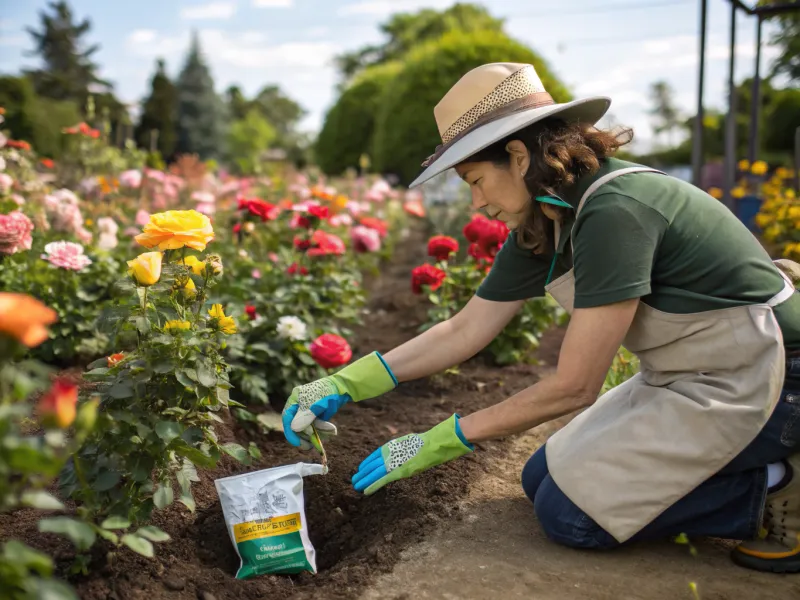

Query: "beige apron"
left=543, top=166, right=798, bottom=543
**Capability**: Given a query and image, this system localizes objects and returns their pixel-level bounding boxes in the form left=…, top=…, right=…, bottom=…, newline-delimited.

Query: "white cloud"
left=128, top=29, right=158, bottom=45
left=127, top=29, right=339, bottom=70
left=338, top=0, right=453, bottom=16
left=252, top=0, right=293, bottom=6
left=180, top=2, right=237, bottom=20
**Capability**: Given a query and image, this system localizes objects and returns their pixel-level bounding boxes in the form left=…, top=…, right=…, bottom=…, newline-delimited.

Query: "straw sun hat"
left=409, top=62, right=612, bottom=188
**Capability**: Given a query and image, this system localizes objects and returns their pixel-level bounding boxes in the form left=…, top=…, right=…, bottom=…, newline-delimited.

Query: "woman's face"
left=454, top=140, right=531, bottom=229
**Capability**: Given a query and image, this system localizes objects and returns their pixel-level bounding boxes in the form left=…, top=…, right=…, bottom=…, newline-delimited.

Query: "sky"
left=0, top=0, right=787, bottom=153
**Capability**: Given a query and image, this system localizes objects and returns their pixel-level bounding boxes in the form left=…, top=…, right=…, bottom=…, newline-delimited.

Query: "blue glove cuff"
left=375, top=351, right=399, bottom=387
left=453, top=414, right=474, bottom=451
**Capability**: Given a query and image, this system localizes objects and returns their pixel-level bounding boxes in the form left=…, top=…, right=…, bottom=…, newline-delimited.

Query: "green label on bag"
left=233, top=514, right=312, bottom=579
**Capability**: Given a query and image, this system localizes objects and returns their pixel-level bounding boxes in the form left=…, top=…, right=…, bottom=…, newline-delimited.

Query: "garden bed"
left=0, top=223, right=564, bottom=600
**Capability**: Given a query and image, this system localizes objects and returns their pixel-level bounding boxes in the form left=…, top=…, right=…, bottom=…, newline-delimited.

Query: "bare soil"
left=3, top=222, right=797, bottom=600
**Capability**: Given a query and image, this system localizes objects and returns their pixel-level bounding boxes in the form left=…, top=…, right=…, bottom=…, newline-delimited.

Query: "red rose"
left=479, top=220, right=509, bottom=255
left=411, top=264, right=446, bottom=294
left=309, top=333, right=352, bottom=369
left=239, top=198, right=280, bottom=221
left=291, top=213, right=311, bottom=229
left=359, top=216, right=388, bottom=238
left=463, top=214, right=490, bottom=242
left=245, top=304, right=257, bottom=320
left=233, top=223, right=242, bottom=234
left=307, top=230, right=346, bottom=257
left=427, top=235, right=459, bottom=261
left=107, top=352, right=125, bottom=367
left=294, top=235, right=311, bottom=251
left=287, top=262, right=309, bottom=276
left=308, top=205, right=329, bottom=220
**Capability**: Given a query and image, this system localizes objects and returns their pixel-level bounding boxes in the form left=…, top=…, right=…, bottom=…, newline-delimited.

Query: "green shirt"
left=476, top=158, right=800, bottom=349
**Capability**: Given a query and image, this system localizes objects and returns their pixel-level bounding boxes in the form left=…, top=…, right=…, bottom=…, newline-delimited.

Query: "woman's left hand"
left=352, top=414, right=474, bottom=495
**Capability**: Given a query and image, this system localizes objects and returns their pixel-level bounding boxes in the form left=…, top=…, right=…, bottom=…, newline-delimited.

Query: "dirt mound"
left=0, top=222, right=564, bottom=600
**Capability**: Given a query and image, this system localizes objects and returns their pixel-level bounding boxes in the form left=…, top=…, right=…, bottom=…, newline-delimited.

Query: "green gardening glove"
left=351, top=414, right=474, bottom=495
left=282, top=351, right=398, bottom=451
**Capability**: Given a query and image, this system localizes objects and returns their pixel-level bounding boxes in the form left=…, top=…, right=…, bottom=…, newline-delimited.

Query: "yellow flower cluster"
left=753, top=167, right=799, bottom=259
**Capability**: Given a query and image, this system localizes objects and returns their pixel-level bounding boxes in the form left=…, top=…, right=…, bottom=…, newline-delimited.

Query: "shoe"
left=731, top=454, right=800, bottom=573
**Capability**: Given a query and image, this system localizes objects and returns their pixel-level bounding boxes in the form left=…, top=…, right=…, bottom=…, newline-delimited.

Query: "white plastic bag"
left=214, top=462, right=325, bottom=579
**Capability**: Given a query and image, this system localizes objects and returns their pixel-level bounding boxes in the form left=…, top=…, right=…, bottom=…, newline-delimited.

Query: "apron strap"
left=571, top=167, right=666, bottom=255
left=769, top=268, right=797, bottom=307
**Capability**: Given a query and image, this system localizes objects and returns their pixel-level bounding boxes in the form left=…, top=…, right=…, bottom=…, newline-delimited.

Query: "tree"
left=315, top=61, right=403, bottom=176
left=647, top=81, right=681, bottom=148
left=175, top=32, right=226, bottom=160
left=226, top=108, right=277, bottom=174
left=334, top=3, right=504, bottom=81
left=371, top=29, right=571, bottom=185
left=135, top=59, right=178, bottom=160
left=760, top=2, right=799, bottom=84
left=24, top=1, right=110, bottom=106
left=225, top=85, right=250, bottom=122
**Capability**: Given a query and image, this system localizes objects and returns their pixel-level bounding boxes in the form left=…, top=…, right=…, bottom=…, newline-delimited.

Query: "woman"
left=282, top=63, right=800, bottom=573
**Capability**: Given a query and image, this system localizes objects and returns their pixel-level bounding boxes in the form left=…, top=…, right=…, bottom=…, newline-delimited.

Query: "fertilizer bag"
left=214, top=462, right=325, bottom=578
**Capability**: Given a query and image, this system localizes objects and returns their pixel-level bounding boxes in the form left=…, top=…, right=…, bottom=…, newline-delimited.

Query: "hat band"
left=421, top=91, right=554, bottom=168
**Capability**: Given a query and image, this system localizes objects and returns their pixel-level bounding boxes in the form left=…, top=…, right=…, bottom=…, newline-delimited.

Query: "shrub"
left=315, top=61, right=403, bottom=176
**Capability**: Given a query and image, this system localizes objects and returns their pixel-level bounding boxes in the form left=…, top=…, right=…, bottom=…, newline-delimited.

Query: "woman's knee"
left=521, top=444, right=549, bottom=502
left=533, top=476, right=620, bottom=550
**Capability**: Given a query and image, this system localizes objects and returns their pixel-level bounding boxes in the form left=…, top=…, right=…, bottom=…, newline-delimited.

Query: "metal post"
left=748, top=15, right=763, bottom=164
left=723, top=0, right=738, bottom=212
left=692, top=0, right=708, bottom=187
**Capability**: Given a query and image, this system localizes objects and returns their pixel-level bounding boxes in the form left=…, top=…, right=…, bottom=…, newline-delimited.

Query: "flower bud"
left=126, top=251, right=162, bottom=286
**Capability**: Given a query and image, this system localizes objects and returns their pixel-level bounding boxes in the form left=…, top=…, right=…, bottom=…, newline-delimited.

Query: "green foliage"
left=335, top=2, right=505, bottom=80
left=175, top=33, right=226, bottom=160
left=315, top=61, right=403, bottom=176
left=763, top=87, right=800, bottom=153
left=0, top=249, right=120, bottom=367
left=601, top=347, right=639, bottom=394
left=61, top=251, right=251, bottom=527
left=135, top=59, right=178, bottom=160
left=0, top=75, right=82, bottom=159
left=226, top=109, right=277, bottom=175
left=762, top=4, right=800, bottom=83
left=0, top=333, right=98, bottom=598
left=372, top=29, right=572, bottom=185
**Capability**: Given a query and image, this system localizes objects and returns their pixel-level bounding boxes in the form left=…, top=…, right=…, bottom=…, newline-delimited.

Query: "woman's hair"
left=464, top=120, right=633, bottom=253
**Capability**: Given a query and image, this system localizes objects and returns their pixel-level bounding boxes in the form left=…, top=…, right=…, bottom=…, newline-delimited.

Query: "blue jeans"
left=522, top=352, right=800, bottom=549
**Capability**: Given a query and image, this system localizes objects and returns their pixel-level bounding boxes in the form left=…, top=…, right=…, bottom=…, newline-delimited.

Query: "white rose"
left=276, top=316, right=307, bottom=341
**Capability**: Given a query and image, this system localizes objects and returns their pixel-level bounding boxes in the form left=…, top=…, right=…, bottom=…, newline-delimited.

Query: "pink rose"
left=350, top=225, right=381, bottom=253
left=41, top=241, right=92, bottom=271
left=0, top=211, right=34, bottom=254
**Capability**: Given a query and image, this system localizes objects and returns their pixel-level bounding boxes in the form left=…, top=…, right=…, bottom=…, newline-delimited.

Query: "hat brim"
left=408, top=96, right=612, bottom=189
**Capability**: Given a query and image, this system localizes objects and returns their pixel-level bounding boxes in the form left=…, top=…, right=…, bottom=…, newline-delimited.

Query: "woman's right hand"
left=281, top=351, right=398, bottom=451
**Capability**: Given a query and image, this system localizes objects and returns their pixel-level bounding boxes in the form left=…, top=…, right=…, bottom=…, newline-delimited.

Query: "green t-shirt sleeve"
left=572, top=193, right=668, bottom=308
left=475, top=231, right=552, bottom=301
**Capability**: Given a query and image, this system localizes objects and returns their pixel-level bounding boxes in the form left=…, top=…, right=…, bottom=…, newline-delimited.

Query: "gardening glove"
left=352, top=414, right=474, bottom=495
left=282, top=350, right=398, bottom=451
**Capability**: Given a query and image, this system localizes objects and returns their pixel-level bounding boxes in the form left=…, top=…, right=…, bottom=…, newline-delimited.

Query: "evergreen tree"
left=135, top=59, right=178, bottom=160
left=24, top=1, right=110, bottom=106
left=175, top=32, right=225, bottom=160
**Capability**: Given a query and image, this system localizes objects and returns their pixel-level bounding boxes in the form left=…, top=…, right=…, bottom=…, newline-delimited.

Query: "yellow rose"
left=176, top=277, right=196, bottom=298
left=737, top=159, right=750, bottom=171
left=208, top=304, right=237, bottom=335
left=165, top=320, right=191, bottom=331
left=126, top=251, right=163, bottom=286
left=181, top=255, right=205, bottom=276
left=707, top=187, right=723, bottom=199
left=135, top=210, right=214, bottom=251
left=754, top=213, right=772, bottom=229
left=751, top=160, right=768, bottom=176
left=731, top=186, right=746, bottom=199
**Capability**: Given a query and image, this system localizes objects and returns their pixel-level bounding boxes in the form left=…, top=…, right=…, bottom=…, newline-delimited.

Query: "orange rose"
left=107, top=352, right=125, bottom=367
left=38, top=379, right=78, bottom=428
left=0, top=293, right=57, bottom=347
